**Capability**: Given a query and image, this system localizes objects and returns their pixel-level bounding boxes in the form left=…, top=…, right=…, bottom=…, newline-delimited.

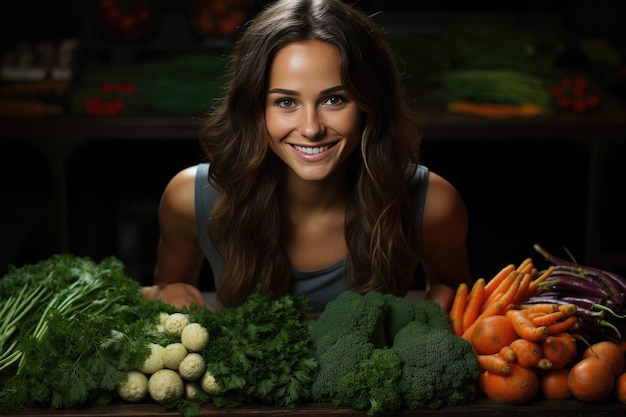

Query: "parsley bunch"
left=192, top=291, right=318, bottom=409
left=0, top=254, right=174, bottom=412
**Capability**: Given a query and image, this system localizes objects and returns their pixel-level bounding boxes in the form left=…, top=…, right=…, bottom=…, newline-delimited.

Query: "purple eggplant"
left=534, top=243, right=626, bottom=303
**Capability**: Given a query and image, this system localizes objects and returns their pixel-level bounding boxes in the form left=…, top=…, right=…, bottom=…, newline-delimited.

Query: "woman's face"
left=265, top=40, right=362, bottom=182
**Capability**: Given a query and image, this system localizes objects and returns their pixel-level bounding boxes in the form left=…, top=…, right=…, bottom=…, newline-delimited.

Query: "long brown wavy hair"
left=199, top=0, right=422, bottom=307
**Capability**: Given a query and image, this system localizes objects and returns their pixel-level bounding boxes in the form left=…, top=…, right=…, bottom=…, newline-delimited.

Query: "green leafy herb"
left=193, top=291, right=318, bottom=408
left=0, top=254, right=175, bottom=412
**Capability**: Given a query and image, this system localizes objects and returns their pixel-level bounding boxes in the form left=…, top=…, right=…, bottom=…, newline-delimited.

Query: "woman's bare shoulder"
left=424, top=171, right=467, bottom=221
left=161, top=165, right=199, bottom=221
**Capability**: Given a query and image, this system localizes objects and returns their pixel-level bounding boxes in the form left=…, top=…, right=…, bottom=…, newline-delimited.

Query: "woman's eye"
left=276, top=98, right=296, bottom=109
left=324, top=96, right=346, bottom=106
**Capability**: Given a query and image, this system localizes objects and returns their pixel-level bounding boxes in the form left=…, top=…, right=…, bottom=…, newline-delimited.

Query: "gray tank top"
left=194, top=163, right=429, bottom=311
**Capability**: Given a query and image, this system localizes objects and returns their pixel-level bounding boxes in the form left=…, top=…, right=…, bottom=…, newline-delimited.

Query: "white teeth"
left=293, top=144, right=331, bottom=154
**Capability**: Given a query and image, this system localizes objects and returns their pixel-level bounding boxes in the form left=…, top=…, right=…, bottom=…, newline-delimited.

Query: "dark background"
left=1, top=1, right=625, bottom=290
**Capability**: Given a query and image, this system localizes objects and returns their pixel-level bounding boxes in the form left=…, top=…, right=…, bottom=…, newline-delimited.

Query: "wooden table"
left=8, top=396, right=625, bottom=416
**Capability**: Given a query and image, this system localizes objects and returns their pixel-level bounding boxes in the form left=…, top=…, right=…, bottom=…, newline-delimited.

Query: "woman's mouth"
left=292, top=143, right=334, bottom=154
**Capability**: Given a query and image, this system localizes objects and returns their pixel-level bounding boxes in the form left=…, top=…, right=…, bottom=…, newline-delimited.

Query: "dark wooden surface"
left=7, top=396, right=625, bottom=417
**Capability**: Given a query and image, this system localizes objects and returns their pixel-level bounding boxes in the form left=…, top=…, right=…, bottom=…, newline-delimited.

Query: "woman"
left=142, top=0, right=471, bottom=313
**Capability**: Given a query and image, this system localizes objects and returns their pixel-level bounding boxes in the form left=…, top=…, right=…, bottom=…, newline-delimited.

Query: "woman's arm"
left=420, top=171, right=472, bottom=312
left=141, top=166, right=207, bottom=308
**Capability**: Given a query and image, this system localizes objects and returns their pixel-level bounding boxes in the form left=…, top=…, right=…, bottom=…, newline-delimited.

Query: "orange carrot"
left=461, top=294, right=515, bottom=341
left=553, top=332, right=578, bottom=362
left=462, top=278, right=485, bottom=332
left=491, top=274, right=522, bottom=311
left=483, top=271, right=521, bottom=309
left=483, top=264, right=516, bottom=301
left=461, top=275, right=522, bottom=341
left=499, top=345, right=517, bottom=362
left=557, top=303, right=577, bottom=316
left=518, top=303, right=559, bottom=315
left=509, top=338, right=542, bottom=368
left=506, top=309, right=548, bottom=342
left=546, top=316, right=580, bottom=335
left=477, top=353, right=511, bottom=375
left=516, top=258, right=534, bottom=274
left=526, top=312, right=546, bottom=320
left=536, top=358, right=553, bottom=370
left=531, top=310, right=566, bottom=327
left=526, top=265, right=555, bottom=299
left=449, top=282, right=469, bottom=336
left=541, top=335, right=575, bottom=369
left=461, top=320, right=477, bottom=341
left=532, top=304, right=577, bottom=327
left=512, top=272, right=532, bottom=305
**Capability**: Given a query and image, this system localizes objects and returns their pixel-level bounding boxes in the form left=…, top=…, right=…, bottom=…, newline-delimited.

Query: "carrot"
left=483, top=264, right=516, bottom=301
left=506, top=309, right=548, bottom=342
left=462, top=278, right=485, bottom=332
left=532, top=310, right=566, bottom=327
left=553, top=332, right=578, bottom=361
left=492, top=274, right=522, bottom=311
left=499, top=345, right=517, bottom=362
left=518, top=303, right=559, bottom=315
left=526, top=312, right=546, bottom=320
left=536, top=358, right=553, bottom=370
left=462, top=276, right=522, bottom=341
left=477, top=353, right=511, bottom=375
left=509, top=338, right=542, bottom=368
left=483, top=271, right=520, bottom=309
left=526, top=265, right=555, bottom=298
left=449, top=282, right=469, bottom=336
left=557, top=303, right=577, bottom=316
left=461, top=295, right=514, bottom=341
left=516, top=257, right=534, bottom=274
left=532, top=304, right=578, bottom=327
left=541, top=335, right=575, bottom=369
left=478, top=362, right=539, bottom=405
left=512, top=272, right=532, bottom=305
left=546, top=316, right=580, bottom=335
left=447, top=101, right=543, bottom=118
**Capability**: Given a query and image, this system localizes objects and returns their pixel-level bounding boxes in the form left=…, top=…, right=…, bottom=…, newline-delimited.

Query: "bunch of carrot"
left=473, top=304, right=581, bottom=374
left=449, top=258, right=554, bottom=340
left=448, top=258, right=589, bottom=404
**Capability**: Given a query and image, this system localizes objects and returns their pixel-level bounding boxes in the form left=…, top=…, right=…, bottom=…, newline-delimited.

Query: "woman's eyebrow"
left=267, top=85, right=345, bottom=96
left=267, top=87, right=298, bottom=95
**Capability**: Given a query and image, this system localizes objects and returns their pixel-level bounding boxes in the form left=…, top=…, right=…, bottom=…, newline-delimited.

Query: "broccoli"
left=410, top=299, right=453, bottom=331
left=382, top=295, right=451, bottom=338
left=311, top=332, right=374, bottom=401
left=381, top=293, right=419, bottom=339
left=311, top=291, right=401, bottom=416
left=392, top=321, right=480, bottom=409
left=311, top=291, right=389, bottom=355
left=335, top=347, right=403, bottom=417
left=311, top=291, right=480, bottom=417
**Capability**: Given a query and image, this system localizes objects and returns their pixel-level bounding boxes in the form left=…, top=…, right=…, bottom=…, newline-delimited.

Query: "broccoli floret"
left=412, top=299, right=453, bottom=331
left=382, top=296, right=451, bottom=338
left=311, top=333, right=374, bottom=401
left=381, top=294, right=420, bottom=338
left=392, top=321, right=480, bottom=409
left=311, top=291, right=388, bottom=355
left=310, top=292, right=400, bottom=417
left=334, top=347, right=403, bottom=417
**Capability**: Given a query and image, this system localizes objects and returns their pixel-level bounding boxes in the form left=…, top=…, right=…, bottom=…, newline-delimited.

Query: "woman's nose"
left=298, top=107, right=325, bottom=139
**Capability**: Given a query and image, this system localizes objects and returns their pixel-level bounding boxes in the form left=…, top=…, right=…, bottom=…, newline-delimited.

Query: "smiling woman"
left=142, top=0, right=472, bottom=314
left=265, top=41, right=362, bottom=181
